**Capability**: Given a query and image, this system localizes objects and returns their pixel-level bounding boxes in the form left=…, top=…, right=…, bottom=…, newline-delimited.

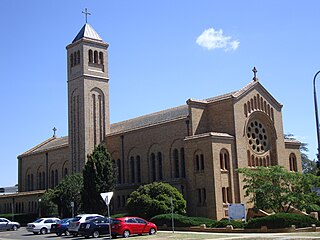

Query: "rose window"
left=246, top=120, right=269, bottom=154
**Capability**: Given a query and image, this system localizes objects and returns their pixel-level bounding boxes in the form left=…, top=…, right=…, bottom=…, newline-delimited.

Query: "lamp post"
left=313, top=70, right=320, bottom=175
left=38, top=199, right=42, bottom=218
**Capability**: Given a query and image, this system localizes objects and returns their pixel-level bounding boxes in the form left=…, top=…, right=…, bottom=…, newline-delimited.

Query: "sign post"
left=70, top=201, right=74, bottom=218
left=100, top=192, right=113, bottom=239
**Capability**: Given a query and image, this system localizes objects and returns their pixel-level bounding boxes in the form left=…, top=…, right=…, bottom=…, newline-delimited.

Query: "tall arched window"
left=55, top=169, right=58, bottom=187
left=73, top=52, right=77, bottom=66
left=151, top=153, right=156, bottom=181
left=99, top=52, right=104, bottom=64
left=27, top=174, right=30, bottom=191
left=38, top=172, right=42, bottom=190
left=88, top=49, right=93, bottom=63
left=173, top=149, right=179, bottom=178
left=219, top=149, right=229, bottom=170
left=130, top=156, right=135, bottom=183
left=42, top=172, right=45, bottom=189
left=77, top=50, right=80, bottom=64
left=94, top=51, right=98, bottom=63
left=158, top=152, right=163, bottom=180
left=51, top=170, right=54, bottom=188
left=289, top=153, right=297, bottom=172
left=70, top=54, right=74, bottom=67
left=181, top=148, right=186, bottom=178
left=136, top=156, right=141, bottom=183
left=31, top=174, right=34, bottom=191
left=200, top=154, right=204, bottom=170
left=117, top=159, right=121, bottom=184
left=64, top=168, right=68, bottom=177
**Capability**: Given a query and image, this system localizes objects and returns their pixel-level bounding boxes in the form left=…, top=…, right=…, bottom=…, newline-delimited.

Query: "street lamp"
left=313, top=70, right=320, bottom=175
left=38, top=199, right=42, bottom=218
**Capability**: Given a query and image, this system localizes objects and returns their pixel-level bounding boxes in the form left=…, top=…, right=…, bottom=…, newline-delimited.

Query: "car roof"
left=76, top=214, right=103, bottom=217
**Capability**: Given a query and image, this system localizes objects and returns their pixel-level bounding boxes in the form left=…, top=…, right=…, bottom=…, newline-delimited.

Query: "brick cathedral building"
left=0, top=22, right=301, bottom=220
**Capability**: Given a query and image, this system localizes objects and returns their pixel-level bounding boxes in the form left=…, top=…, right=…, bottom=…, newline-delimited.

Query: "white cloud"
left=196, top=28, right=240, bottom=51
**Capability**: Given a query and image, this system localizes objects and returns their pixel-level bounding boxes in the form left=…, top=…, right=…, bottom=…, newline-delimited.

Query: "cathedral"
left=0, top=22, right=301, bottom=220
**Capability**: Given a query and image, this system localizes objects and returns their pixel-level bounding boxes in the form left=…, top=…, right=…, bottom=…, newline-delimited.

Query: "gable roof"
left=19, top=136, right=68, bottom=158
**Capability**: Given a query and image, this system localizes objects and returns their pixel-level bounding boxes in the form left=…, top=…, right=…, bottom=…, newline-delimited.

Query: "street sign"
left=100, top=192, right=113, bottom=205
left=228, top=203, right=246, bottom=221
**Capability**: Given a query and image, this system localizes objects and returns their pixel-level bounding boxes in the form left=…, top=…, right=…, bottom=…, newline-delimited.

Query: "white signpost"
left=100, top=192, right=114, bottom=239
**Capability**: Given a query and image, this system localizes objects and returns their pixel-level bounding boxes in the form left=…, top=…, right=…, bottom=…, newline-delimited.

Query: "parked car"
left=50, top=218, right=73, bottom=236
left=26, top=217, right=60, bottom=235
left=78, top=216, right=114, bottom=238
left=68, top=214, right=103, bottom=236
left=0, top=218, right=20, bottom=231
left=112, top=217, right=157, bottom=238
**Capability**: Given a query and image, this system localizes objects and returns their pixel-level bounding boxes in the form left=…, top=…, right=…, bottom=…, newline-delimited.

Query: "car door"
left=99, top=218, right=110, bottom=235
left=44, top=219, right=54, bottom=230
left=135, top=218, right=148, bottom=233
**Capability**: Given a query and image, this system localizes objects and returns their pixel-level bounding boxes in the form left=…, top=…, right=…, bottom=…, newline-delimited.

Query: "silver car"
left=26, top=217, right=60, bottom=234
left=0, top=218, right=20, bottom=231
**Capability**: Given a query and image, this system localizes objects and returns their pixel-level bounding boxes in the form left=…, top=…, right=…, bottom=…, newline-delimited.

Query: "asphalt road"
left=0, top=228, right=320, bottom=239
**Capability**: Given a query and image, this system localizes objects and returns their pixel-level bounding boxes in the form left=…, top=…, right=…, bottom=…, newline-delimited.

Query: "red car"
left=111, top=217, right=157, bottom=238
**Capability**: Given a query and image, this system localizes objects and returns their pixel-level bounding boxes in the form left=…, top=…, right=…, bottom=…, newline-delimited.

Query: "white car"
left=26, top=217, right=60, bottom=235
left=68, top=214, right=103, bottom=236
left=0, top=218, right=20, bottom=231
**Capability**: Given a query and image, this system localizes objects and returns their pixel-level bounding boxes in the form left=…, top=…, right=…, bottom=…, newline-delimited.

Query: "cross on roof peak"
left=53, top=127, right=57, bottom=137
left=82, top=8, right=91, bottom=23
left=252, top=67, right=258, bottom=81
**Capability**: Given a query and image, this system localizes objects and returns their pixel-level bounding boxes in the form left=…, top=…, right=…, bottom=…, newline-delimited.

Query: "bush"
left=246, top=213, right=320, bottom=229
left=150, top=214, right=245, bottom=228
left=0, top=213, right=38, bottom=226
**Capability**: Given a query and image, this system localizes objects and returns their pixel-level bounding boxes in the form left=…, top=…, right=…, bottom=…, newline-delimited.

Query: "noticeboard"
left=228, top=203, right=246, bottom=221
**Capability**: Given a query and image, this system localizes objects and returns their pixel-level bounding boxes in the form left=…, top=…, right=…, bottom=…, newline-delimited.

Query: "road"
left=0, top=228, right=320, bottom=239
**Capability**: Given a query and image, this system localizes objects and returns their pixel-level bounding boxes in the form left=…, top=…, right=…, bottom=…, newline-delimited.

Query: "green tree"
left=54, top=173, right=83, bottom=218
left=237, top=166, right=320, bottom=213
left=82, top=144, right=116, bottom=214
left=126, top=182, right=186, bottom=220
left=40, top=189, right=58, bottom=217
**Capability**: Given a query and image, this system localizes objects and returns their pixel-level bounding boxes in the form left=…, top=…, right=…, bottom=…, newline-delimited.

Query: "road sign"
left=100, top=192, right=113, bottom=205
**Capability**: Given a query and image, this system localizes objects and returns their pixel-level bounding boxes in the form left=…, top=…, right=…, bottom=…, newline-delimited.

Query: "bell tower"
left=66, top=21, right=110, bottom=173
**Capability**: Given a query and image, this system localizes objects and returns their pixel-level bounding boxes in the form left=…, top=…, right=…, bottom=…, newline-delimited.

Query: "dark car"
left=0, top=218, right=20, bottom=231
left=78, top=217, right=113, bottom=238
left=112, top=217, right=157, bottom=238
left=50, top=218, right=73, bottom=236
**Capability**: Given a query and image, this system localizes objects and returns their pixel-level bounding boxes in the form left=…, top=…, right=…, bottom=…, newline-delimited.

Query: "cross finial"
left=82, top=8, right=91, bottom=23
left=53, top=127, right=57, bottom=137
left=252, top=67, right=258, bottom=81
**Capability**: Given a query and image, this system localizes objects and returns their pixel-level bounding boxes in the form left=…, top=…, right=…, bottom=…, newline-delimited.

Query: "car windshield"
left=71, top=217, right=81, bottom=222
left=60, top=218, right=72, bottom=223
left=34, top=219, right=44, bottom=223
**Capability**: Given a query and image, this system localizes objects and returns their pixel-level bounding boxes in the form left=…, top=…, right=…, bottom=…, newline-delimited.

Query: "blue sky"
left=1, top=0, right=319, bottom=186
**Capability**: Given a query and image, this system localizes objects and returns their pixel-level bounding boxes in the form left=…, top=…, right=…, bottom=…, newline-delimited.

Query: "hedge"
left=150, top=214, right=245, bottom=228
left=246, top=213, right=320, bottom=229
left=0, top=213, right=38, bottom=226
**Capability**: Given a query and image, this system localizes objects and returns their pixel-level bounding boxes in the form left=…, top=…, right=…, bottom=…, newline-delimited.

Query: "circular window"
left=246, top=119, right=269, bottom=154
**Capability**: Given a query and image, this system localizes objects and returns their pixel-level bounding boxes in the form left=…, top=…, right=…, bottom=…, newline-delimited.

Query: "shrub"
left=0, top=213, right=38, bottom=226
left=150, top=214, right=245, bottom=228
left=246, top=213, right=320, bottom=229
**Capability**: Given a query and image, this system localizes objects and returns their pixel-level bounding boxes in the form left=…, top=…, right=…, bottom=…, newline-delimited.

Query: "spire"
left=72, top=23, right=103, bottom=43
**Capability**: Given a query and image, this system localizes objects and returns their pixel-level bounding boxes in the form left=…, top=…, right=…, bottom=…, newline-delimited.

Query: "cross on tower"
left=82, top=8, right=91, bottom=23
left=53, top=127, right=57, bottom=137
left=252, top=67, right=258, bottom=81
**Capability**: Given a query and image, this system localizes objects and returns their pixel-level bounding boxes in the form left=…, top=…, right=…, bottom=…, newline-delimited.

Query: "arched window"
left=73, top=52, right=77, bottom=66
left=181, top=148, right=186, bottom=178
left=130, top=156, right=135, bottom=183
left=31, top=174, right=34, bottom=191
left=88, top=49, right=93, bottom=63
left=99, top=52, right=104, bottom=64
left=136, top=156, right=141, bottom=183
left=38, top=172, right=42, bottom=190
left=196, top=155, right=200, bottom=171
left=157, top=152, right=163, bottom=180
left=117, top=159, right=121, bottom=184
left=77, top=50, right=80, bottom=65
left=151, top=153, right=156, bottom=181
left=27, top=174, right=30, bottom=191
left=289, top=153, right=297, bottom=172
left=173, top=149, right=179, bottom=178
left=55, top=169, right=58, bottom=187
left=200, top=154, right=204, bottom=170
left=94, top=51, right=98, bottom=63
left=70, top=54, right=74, bottom=67
left=51, top=170, right=54, bottom=188
left=64, top=168, right=68, bottom=177
left=42, top=172, right=45, bottom=189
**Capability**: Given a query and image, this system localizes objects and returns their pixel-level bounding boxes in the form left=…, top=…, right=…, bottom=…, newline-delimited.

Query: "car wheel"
left=123, top=230, right=130, bottom=238
left=92, top=230, right=100, bottom=238
left=85, top=235, right=90, bottom=239
left=40, top=228, right=47, bottom=235
left=149, top=228, right=156, bottom=235
left=12, top=225, right=18, bottom=231
left=65, top=230, right=70, bottom=236
left=111, top=233, right=117, bottom=238
left=56, top=232, right=62, bottom=236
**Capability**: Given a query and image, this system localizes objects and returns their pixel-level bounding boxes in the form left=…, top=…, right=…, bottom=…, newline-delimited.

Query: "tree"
left=40, top=189, right=58, bottom=217
left=54, top=173, right=83, bottom=218
left=82, top=144, right=116, bottom=214
left=126, top=182, right=186, bottom=220
left=237, top=166, right=320, bottom=213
